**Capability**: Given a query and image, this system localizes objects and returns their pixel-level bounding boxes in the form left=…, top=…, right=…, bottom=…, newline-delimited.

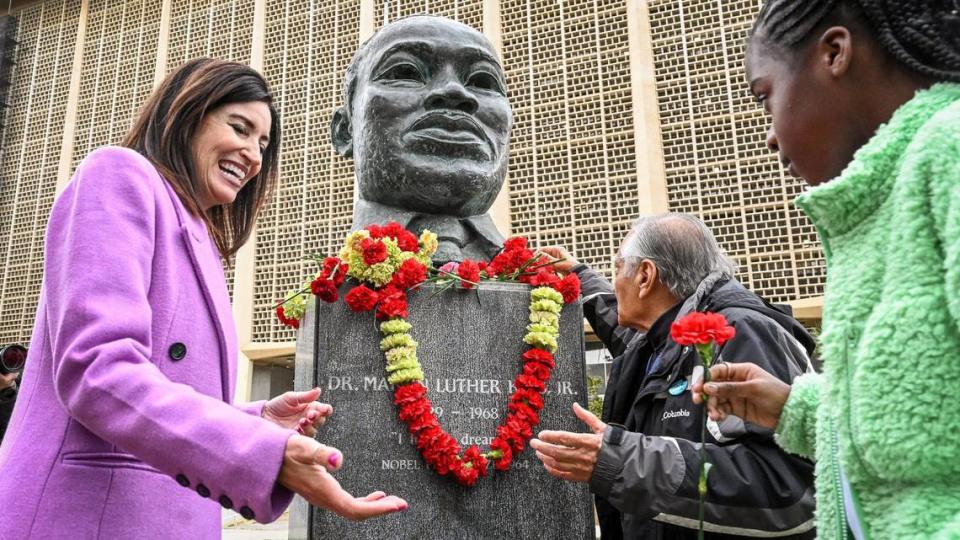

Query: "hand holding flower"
left=262, top=387, right=333, bottom=437
left=692, top=362, right=791, bottom=430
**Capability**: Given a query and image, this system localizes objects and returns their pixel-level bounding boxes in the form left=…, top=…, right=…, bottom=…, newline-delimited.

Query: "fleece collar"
left=794, top=83, right=960, bottom=241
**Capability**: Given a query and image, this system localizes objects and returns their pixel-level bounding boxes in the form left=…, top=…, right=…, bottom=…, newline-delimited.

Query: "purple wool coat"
left=0, top=147, right=295, bottom=539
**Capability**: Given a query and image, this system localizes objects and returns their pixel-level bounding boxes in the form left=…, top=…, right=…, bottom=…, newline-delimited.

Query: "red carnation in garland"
left=489, top=437, right=513, bottom=471
left=376, top=286, right=408, bottom=320
left=507, top=400, right=540, bottom=426
left=522, top=361, right=552, bottom=382
left=275, top=305, right=300, bottom=329
left=521, top=349, right=555, bottom=369
left=311, top=277, right=339, bottom=303
left=670, top=311, right=736, bottom=346
left=457, top=259, right=482, bottom=288
left=360, top=237, right=388, bottom=265
left=366, top=224, right=384, bottom=238
left=394, top=381, right=428, bottom=404
left=463, top=445, right=489, bottom=478
left=554, top=273, right=581, bottom=304
left=345, top=285, right=378, bottom=312
left=513, top=388, right=545, bottom=411
left=391, top=258, right=428, bottom=289
left=515, top=373, right=546, bottom=393
left=496, top=423, right=525, bottom=453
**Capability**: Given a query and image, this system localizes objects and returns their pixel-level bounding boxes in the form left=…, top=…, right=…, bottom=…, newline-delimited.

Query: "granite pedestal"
left=290, top=281, right=593, bottom=539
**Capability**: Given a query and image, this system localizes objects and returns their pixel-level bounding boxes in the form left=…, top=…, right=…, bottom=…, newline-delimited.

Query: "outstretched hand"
left=279, top=434, right=408, bottom=521
left=262, top=387, right=333, bottom=437
left=692, top=362, right=791, bottom=430
left=531, top=403, right=606, bottom=483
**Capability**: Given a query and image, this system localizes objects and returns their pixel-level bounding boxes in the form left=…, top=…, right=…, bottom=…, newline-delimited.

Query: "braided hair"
left=751, top=0, right=960, bottom=82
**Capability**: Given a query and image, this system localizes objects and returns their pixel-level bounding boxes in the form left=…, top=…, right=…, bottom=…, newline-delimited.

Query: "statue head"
left=331, top=16, right=512, bottom=218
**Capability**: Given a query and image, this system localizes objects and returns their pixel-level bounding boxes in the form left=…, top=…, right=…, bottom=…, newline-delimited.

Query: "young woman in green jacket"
left=694, top=1, right=960, bottom=539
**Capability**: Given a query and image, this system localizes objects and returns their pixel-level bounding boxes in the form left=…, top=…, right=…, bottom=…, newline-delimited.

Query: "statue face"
left=342, top=17, right=512, bottom=217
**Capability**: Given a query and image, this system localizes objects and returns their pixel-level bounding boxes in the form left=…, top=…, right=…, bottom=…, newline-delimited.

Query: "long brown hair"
left=123, top=58, right=281, bottom=259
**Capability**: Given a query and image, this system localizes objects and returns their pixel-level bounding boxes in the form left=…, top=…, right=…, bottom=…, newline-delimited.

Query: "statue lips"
left=406, top=112, right=492, bottom=158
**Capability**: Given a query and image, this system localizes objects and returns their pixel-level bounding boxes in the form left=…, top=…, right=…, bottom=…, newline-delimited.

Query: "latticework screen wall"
left=373, top=0, right=483, bottom=29
left=0, top=1, right=81, bottom=346
left=649, top=0, right=825, bottom=303
left=501, top=0, right=639, bottom=279
left=71, top=0, right=162, bottom=167
left=168, top=0, right=253, bottom=69
left=252, top=0, right=361, bottom=343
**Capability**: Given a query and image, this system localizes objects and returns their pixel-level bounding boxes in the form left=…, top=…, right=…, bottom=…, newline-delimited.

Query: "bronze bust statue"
left=331, top=15, right=512, bottom=262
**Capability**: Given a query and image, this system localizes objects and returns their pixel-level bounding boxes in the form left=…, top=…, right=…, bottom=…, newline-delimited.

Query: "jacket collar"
left=795, top=83, right=960, bottom=242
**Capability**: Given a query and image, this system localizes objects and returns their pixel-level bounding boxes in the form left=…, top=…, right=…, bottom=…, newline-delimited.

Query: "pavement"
left=222, top=509, right=288, bottom=540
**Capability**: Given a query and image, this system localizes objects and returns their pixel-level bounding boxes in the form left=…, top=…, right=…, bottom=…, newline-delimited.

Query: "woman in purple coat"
left=0, top=59, right=407, bottom=539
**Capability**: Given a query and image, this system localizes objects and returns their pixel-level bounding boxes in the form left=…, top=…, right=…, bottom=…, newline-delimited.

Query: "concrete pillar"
left=626, top=0, right=668, bottom=215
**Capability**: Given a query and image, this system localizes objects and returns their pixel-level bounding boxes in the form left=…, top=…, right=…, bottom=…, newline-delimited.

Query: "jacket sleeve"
left=775, top=373, right=821, bottom=460
left=45, top=147, right=294, bottom=523
left=927, top=111, right=960, bottom=333
left=573, top=264, right=638, bottom=357
left=590, top=316, right=817, bottom=537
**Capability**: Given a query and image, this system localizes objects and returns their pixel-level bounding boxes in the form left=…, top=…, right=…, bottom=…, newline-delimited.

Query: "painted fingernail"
left=395, top=504, right=408, bottom=512
left=328, top=452, right=341, bottom=467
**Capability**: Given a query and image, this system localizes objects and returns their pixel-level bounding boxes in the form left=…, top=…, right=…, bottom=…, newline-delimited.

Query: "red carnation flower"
left=489, top=437, right=513, bottom=471
left=397, top=231, right=419, bottom=252
left=503, top=237, right=528, bottom=252
left=376, top=287, right=408, bottom=320
left=344, top=285, right=378, bottom=312
left=394, top=382, right=428, bottom=403
left=366, top=224, right=384, bottom=238
left=382, top=222, right=406, bottom=239
left=508, top=401, right=540, bottom=426
left=496, top=424, right=525, bottom=453
left=670, top=311, right=736, bottom=346
left=522, top=361, right=552, bottom=382
left=521, top=349, right=555, bottom=369
left=360, top=237, right=388, bottom=265
left=462, top=445, right=489, bottom=478
left=554, top=273, right=581, bottom=304
left=515, top=373, right=546, bottom=393
left=311, top=278, right=339, bottom=303
left=391, top=258, right=428, bottom=289
left=275, top=305, right=300, bottom=329
left=513, top=388, right=545, bottom=411
left=530, top=267, right=561, bottom=288
left=457, top=259, right=482, bottom=288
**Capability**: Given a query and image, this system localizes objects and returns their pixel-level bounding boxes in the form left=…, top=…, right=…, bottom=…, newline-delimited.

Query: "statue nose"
left=425, top=80, right=479, bottom=115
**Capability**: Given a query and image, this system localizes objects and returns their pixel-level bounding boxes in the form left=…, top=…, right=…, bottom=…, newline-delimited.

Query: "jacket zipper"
left=831, top=417, right=850, bottom=540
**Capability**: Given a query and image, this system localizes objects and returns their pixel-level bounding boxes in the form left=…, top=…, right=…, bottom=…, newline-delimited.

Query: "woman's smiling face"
left=191, top=101, right=272, bottom=210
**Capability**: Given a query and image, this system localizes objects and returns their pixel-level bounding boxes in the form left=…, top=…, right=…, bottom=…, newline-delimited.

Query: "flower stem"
left=697, top=354, right=711, bottom=540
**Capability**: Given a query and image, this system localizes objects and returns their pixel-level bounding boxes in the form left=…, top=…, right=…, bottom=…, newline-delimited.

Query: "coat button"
left=196, top=483, right=210, bottom=498
left=175, top=474, right=190, bottom=487
left=168, top=342, right=187, bottom=361
left=219, top=495, right=233, bottom=509
left=239, top=506, right=255, bottom=520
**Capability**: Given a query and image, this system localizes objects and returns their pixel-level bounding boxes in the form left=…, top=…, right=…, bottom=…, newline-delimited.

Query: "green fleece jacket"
left=778, top=83, right=960, bottom=540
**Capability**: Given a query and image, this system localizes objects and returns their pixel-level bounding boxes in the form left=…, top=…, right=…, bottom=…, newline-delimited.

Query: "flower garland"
left=276, top=223, right=580, bottom=486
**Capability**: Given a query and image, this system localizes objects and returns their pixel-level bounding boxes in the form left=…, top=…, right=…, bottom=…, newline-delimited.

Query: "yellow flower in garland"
left=380, top=333, right=417, bottom=351
left=381, top=319, right=412, bottom=335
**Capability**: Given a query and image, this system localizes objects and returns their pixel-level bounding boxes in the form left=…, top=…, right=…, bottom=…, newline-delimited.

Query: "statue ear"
left=331, top=107, right=353, bottom=157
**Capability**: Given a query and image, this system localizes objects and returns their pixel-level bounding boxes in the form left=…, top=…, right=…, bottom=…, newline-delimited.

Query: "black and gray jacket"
left=575, top=265, right=817, bottom=540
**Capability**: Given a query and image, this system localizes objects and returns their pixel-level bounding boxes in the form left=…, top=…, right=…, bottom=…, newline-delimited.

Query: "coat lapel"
left=162, top=182, right=237, bottom=402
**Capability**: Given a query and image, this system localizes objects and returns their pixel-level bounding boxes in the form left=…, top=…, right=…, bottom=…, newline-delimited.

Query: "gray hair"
left=617, top=213, right=737, bottom=299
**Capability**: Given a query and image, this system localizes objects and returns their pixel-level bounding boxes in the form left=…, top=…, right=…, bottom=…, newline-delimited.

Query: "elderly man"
left=331, top=15, right=511, bottom=263
left=535, top=213, right=816, bottom=539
